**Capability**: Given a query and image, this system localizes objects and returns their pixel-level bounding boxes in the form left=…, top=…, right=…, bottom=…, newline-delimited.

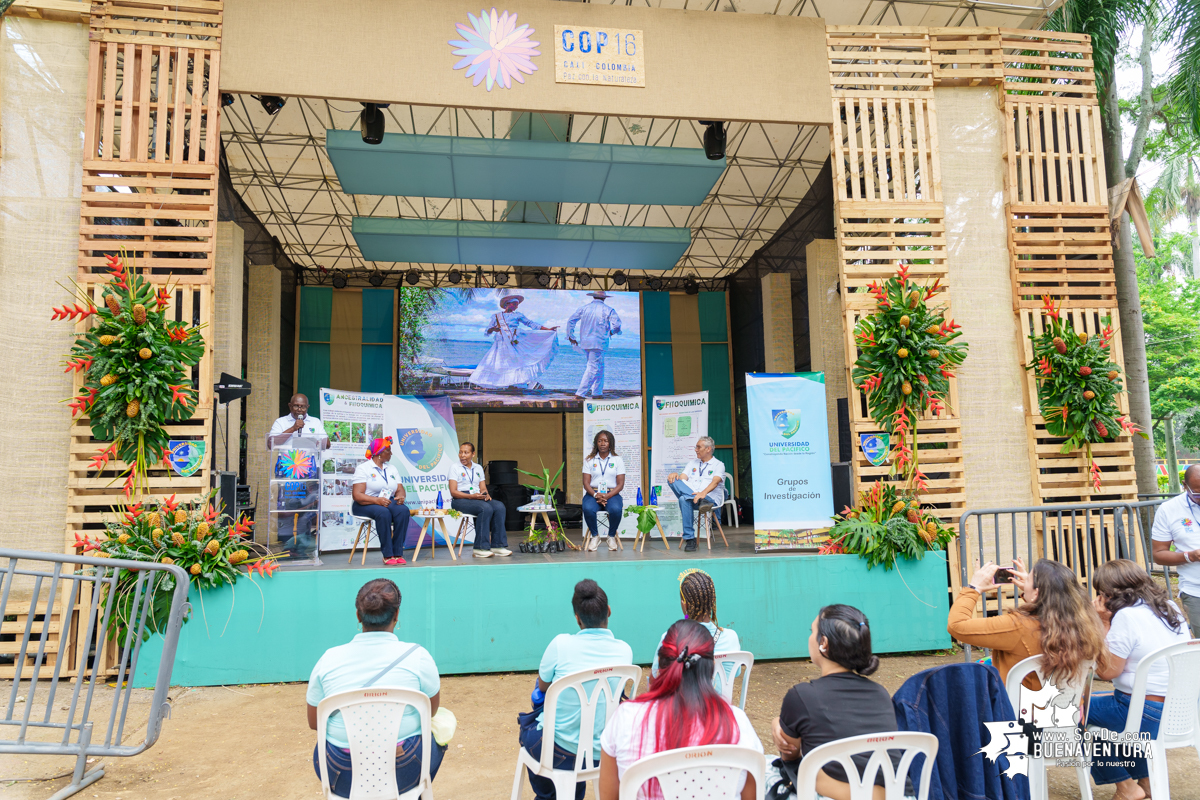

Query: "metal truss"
left=220, top=0, right=1058, bottom=284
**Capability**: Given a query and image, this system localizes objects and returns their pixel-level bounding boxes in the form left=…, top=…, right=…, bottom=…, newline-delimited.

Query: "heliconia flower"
left=1118, top=416, right=1143, bottom=436
left=234, top=516, right=255, bottom=537
left=924, top=278, right=942, bottom=299
left=1038, top=356, right=1052, bottom=377
left=896, top=264, right=911, bottom=282
left=155, top=288, right=171, bottom=310
left=448, top=9, right=541, bottom=91
left=940, top=367, right=954, bottom=379
left=64, top=355, right=94, bottom=374
left=168, top=325, right=190, bottom=342
left=106, top=254, right=128, bottom=290
left=169, top=384, right=193, bottom=409
left=162, top=494, right=180, bottom=513
left=160, top=447, right=172, bottom=467
left=203, top=504, right=219, bottom=523
left=89, top=444, right=117, bottom=472
left=1040, top=294, right=1061, bottom=321
left=122, top=473, right=135, bottom=499
left=1090, top=459, right=1102, bottom=491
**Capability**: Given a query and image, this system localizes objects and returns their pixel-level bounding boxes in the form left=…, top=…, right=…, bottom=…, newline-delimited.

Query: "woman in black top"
left=771, top=604, right=898, bottom=800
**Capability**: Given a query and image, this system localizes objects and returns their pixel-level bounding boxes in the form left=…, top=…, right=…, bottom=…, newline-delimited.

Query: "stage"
left=130, top=540, right=952, bottom=688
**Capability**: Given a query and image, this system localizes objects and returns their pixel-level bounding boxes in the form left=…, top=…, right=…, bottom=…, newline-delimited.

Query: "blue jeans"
left=351, top=500, right=411, bottom=559
left=451, top=497, right=508, bottom=549
left=518, top=713, right=586, bottom=800
left=582, top=492, right=623, bottom=537
left=312, top=734, right=446, bottom=797
left=667, top=479, right=700, bottom=539
left=1088, top=690, right=1163, bottom=785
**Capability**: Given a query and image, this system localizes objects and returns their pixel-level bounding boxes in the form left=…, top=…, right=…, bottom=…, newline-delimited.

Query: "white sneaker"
left=607, top=536, right=619, bottom=551
left=492, top=548, right=512, bottom=557
left=586, top=535, right=599, bottom=552
left=473, top=550, right=493, bottom=558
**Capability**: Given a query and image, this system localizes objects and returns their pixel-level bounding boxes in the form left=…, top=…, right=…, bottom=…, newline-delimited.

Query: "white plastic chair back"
left=541, top=664, right=642, bottom=773
left=1005, top=655, right=1095, bottom=800
left=618, top=744, right=766, bottom=800
left=1127, top=639, right=1200, bottom=746
left=713, top=651, right=754, bottom=710
left=720, top=473, right=739, bottom=527
left=316, top=687, right=434, bottom=800
left=792, top=731, right=937, bottom=800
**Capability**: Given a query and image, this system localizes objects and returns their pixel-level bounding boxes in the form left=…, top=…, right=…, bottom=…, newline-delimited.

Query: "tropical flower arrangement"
left=850, top=264, right=969, bottom=491
left=821, top=481, right=955, bottom=570
left=54, top=252, right=204, bottom=497
left=72, top=491, right=277, bottom=644
left=1026, top=295, right=1145, bottom=490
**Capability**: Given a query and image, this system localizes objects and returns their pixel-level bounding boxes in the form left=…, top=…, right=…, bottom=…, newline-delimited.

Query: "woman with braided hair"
left=650, top=569, right=741, bottom=682
left=599, top=619, right=763, bottom=800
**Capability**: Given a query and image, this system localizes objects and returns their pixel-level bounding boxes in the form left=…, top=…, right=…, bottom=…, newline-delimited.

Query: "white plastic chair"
left=713, top=651, right=754, bottom=710
left=348, top=516, right=379, bottom=565
left=1004, top=655, right=1094, bottom=800
left=510, top=664, right=642, bottom=800
left=1098, top=639, right=1200, bottom=799
left=720, top=473, right=739, bottom=528
left=618, top=744, right=766, bottom=800
left=792, top=731, right=938, bottom=800
left=315, top=687, right=435, bottom=800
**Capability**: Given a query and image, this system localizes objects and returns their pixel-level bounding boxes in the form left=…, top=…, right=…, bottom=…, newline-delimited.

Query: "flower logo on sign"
left=449, top=8, right=540, bottom=91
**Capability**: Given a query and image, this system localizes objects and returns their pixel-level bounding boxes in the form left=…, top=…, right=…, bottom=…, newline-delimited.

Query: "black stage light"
left=257, top=95, right=286, bottom=116
left=221, top=93, right=235, bottom=107
left=684, top=277, right=699, bottom=295
left=611, top=271, right=627, bottom=287
left=294, top=266, right=305, bottom=287
left=649, top=277, right=663, bottom=290
left=405, top=269, right=421, bottom=286
left=536, top=272, right=551, bottom=287
left=447, top=269, right=463, bottom=284
left=368, top=272, right=385, bottom=287
left=360, top=103, right=385, bottom=145
left=577, top=272, right=592, bottom=287
left=331, top=270, right=348, bottom=289
left=495, top=272, right=510, bottom=286
left=700, top=120, right=726, bottom=160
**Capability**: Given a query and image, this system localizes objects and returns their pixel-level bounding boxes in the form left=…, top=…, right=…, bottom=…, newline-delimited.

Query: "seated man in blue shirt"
left=519, top=579, right=633, bottom=800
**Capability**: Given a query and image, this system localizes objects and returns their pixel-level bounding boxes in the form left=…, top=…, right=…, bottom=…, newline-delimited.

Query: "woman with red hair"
left=598, top=619, right=762, bottom=800
left=351, top=437, right=411, bottom=565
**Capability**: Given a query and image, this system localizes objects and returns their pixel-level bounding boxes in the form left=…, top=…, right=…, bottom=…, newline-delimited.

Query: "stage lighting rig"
left=360, top=103, right=385, bottom=145
left=495, top=272, right=510, bottom=286
left=700, top=121, right=726, bottom=160
left=684, top=277, right=699, bottom=295
left=221, top=93, right=235, bottom=107
left=447, top=269, right=463, bottom=285
left=648, top=277, right=663, bottom=290
left=368, top=272, right=385, bottom=287
left=536, top=272, right=551, bottom=287
left=405, top=269, right=421, bottom=286
left=331, top=270, right=348, bottom=289
left=256, top=95, right=287, bottom=116
left=577, top=273, right=592, bottom=287
left=611, top=271, right=627, bottom=287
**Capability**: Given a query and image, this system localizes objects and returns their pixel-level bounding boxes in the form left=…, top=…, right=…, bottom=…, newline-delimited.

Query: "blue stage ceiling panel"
left=352, top=218, right=690, bottom=270
left=327, top=130, right=724, bottom=206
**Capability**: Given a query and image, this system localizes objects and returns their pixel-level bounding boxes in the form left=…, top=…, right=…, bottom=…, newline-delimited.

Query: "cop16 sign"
left=553, top=25, right=645, bottom=87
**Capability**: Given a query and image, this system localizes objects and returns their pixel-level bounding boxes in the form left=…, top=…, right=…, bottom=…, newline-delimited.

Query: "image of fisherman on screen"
left=468, top=294, right=559, bottom=389
left=566, top=290, right=622, bottom=399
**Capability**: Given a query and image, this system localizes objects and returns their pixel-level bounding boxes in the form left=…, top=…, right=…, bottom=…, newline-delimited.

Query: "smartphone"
left=994, top=568, right=1014, bottom=584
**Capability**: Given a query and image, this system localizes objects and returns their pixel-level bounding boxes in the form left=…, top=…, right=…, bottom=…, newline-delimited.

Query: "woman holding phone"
left=947, top=557, right=1105, bottom=686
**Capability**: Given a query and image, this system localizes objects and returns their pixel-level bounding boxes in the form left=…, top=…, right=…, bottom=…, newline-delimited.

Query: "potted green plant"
left=623, top=503, right=660, bottom=543
left=516, top=459, right=572, bottom=550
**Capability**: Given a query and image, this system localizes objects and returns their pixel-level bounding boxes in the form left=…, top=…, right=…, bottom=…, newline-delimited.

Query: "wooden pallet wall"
left=24, top=0, right=225, bottom=680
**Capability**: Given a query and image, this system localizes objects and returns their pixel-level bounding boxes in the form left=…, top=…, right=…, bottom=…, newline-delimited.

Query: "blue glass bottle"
left=636, top=487, right=644, bottom=506
left=649, top=487, right=658, bottom=506
left=436, top=490, right=444, bottom=509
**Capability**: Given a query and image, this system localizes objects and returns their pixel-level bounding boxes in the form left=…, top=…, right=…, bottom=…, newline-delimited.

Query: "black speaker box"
left=831, top=462, right=853, bottom=515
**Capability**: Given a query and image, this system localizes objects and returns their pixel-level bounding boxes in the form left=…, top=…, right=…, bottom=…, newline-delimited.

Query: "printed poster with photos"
left=317, top=389, right=463, bottom=552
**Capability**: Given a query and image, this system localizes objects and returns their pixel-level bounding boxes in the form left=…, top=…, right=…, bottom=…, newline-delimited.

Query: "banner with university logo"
left=649, top=391, right=709, bottom=538
left=745, top=373, right=834, bottom=551
left=317, top=389, right=461, bottom=551
left=582, top=397, right=643, bottom=538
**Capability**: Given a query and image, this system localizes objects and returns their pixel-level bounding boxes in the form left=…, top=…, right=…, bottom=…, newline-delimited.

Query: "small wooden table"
left=516, top=504, right=581, bottom=550
left=411, top=510, right=459, bottom=562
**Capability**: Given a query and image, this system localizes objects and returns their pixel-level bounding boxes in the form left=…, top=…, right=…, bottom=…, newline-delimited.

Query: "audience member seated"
left=306, top=579, right=446, bottom=797
left=519, top=579, right=633, bottom=800
left=598, top=619, right=763, bottom=800
left=1090, top=559, right=1191, bottom=800
left=769, top=604, right=902, bottom=800
left=651, top=569, right=740, bottom=686
left=948, top=557, right=1105, bottom=687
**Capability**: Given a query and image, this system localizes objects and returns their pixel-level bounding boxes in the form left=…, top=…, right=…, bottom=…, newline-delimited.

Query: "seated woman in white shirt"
left=1090, top=559, right=1192, bottom=800
left=582, top=430, right=625, bottom=552
left=351, top=437, right=411, bottom=566
left=448, top=442, right=510, bottom=559
left=651, top=570, right=741, bottom=688
left=307, top=579, right=446, bottom=797
left=599, top=619, right=762, bottom=800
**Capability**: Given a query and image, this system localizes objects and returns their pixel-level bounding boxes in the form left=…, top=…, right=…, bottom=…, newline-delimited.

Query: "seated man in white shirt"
left=666, top=436, right=725, bottom=552
left=268, top=393, right=330, bottom=449
left=1151, top=464, right=1200, bottom=633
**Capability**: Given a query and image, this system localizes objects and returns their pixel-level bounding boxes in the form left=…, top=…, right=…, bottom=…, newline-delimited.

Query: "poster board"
left=317, top=389, right=461, bottom=551
left=649, top=391, right=709, bottom=537
left=745, top=373, right=835, bottom=551
left=582, top=397, right=643, bottom=537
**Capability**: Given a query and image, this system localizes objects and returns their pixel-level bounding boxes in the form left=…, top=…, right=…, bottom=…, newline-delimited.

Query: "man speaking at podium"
left=267, top=393, right=329, bottom=449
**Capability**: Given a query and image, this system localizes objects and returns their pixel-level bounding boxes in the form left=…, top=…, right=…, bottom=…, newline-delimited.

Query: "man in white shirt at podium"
left=267, top=393, right=329, bottom=449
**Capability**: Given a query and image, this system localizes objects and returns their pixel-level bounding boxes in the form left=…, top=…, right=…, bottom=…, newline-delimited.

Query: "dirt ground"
left=2, top=653, right=1197, bottom=799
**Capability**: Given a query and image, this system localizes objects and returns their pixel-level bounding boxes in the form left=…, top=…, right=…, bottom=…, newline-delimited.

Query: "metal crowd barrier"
left=0, top=549, right=189, bottom=800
